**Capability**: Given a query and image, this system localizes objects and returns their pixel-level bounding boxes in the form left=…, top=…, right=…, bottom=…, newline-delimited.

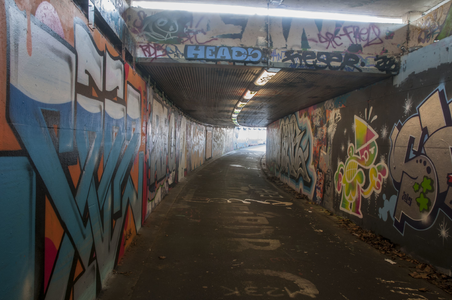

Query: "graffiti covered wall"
left=267, top=34, right=452, bottom=273
left=213, top=127, right=234, bottom=157
left=125, top=6, right=408, bottom=74
left=0, top=1, right=236, bottom=299
left=0, top=1, right=147, bottom=299
left=267, top=101, right=339, bottom=202
left=409, top=1, right=452, bottom=49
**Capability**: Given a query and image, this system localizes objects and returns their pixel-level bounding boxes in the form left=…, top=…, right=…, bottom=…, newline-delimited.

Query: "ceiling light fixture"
left=132, top=2, right=404, bottom=24
left=423, top=0, right=451, bottom=15
left=255, top=69, right=280, bottom=86
left=243, top=90, right=258, bottom=100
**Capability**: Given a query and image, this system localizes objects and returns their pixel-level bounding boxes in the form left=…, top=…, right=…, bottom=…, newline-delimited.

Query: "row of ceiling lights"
left=232, top=68, right=280, bottom=126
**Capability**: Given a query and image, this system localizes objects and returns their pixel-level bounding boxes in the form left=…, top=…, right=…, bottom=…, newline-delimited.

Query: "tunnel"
left=1, top=0, right=452, bottom=299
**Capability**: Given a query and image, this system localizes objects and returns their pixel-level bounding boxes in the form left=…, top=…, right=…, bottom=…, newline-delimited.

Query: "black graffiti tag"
left=375, top=55, right=400, bottom=74
left=282, top=50, right=365, bottom=72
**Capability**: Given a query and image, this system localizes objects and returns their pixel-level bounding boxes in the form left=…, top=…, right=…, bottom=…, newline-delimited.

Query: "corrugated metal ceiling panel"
left=139, top=63, right=390, bottom=127
left=238, top=69, right=389, bottom=127
left=141, top=64, right=262, bottom=126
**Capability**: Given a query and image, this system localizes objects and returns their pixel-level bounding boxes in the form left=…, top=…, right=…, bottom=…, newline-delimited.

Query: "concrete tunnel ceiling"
left=132, top=0, right=447, bottom=127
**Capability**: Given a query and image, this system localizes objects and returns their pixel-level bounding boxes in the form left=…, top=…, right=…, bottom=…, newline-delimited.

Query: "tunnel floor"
left=98, top=145, right=449, bottom=300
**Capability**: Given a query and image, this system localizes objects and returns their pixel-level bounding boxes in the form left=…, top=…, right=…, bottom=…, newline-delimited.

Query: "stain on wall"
left=206, top=127, right=212, bottom=160
left=177, top=114, right=188, bottom=181
left=190, top=122, right=206, bottom=170
left=213, top=127, right=234, bottom=157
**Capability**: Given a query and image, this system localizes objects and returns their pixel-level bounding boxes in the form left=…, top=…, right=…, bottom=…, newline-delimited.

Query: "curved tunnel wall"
left=266, top=35, right=452, bottom=274
left=1, top=0, right=452, bottom=299
left=0, top=1, right=253, bottom=299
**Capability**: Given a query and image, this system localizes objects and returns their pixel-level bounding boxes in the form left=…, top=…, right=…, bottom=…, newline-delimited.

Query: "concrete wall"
left=126, top=6, right=406, bottom=52
left=409, top=2, right=452, bottom=50
left=126, top=6, right=407, bottom=74
left=127, top=1, right=452, bottom=57
left=267, top=34, right=452, bottom=274
left=0, top=1, right=235, bottom=299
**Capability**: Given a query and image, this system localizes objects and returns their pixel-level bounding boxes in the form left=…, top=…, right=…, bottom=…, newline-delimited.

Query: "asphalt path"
left=99, top=145, right=450, bottom=300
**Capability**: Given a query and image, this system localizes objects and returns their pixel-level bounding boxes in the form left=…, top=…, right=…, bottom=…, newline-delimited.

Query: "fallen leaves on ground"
left=338, top=218, right=452, bottom=295
left=112, top=270, right=132, bottom=276
left=262, top=160, right=452, bottom=295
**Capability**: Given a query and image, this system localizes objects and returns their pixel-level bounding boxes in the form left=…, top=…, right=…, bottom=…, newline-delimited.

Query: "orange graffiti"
left=68, top=158, right=81, bottom=189
left=74, top=259, right=84, bottom=281
left=0, top=0, right=21, bottom=151
left=45, top=196, right=64, bottom=249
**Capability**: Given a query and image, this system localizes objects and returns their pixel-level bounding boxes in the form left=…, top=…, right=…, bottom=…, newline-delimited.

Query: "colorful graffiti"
left=279, top=114, right=316, bottom=198
left=1, top=1, right=146, bottom=298
left=335, top=114, right=388, bottom=218
left=266, top=100, right=342, bottom=204
left=127, top=6, right=406, bottom=62
left=389, top=86, right=452, bottom=234
left=185, top=45, right=263, bottom=63
left=0, top=1, right=240, bottom=299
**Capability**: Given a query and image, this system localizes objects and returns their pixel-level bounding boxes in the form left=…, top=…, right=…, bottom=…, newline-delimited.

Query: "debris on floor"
left=112, top=270, right=132, bottom=276
left=337, top=218, right=452, bottom=295
left=261, top=158, right=452, bottom=296
left=384, top=259, right=397, bottom=265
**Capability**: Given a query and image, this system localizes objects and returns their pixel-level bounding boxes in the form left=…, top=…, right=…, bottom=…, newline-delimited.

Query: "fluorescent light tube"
left=255, top=70, right=277, bottom=86
left=132, top=2, right=404, bottom=24
left=243, top=90, right=257, bottom=100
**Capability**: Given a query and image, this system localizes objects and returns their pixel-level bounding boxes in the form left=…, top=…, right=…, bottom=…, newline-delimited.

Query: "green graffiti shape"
left=421, top=176, right=434, bottom=194
left=416, top=193, right=430, bottom=212
left=413, top=182, right=420, bottom=193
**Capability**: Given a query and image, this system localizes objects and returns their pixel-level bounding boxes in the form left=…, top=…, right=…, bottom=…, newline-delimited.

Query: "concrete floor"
left=98, top=145, right=450, bottom=300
